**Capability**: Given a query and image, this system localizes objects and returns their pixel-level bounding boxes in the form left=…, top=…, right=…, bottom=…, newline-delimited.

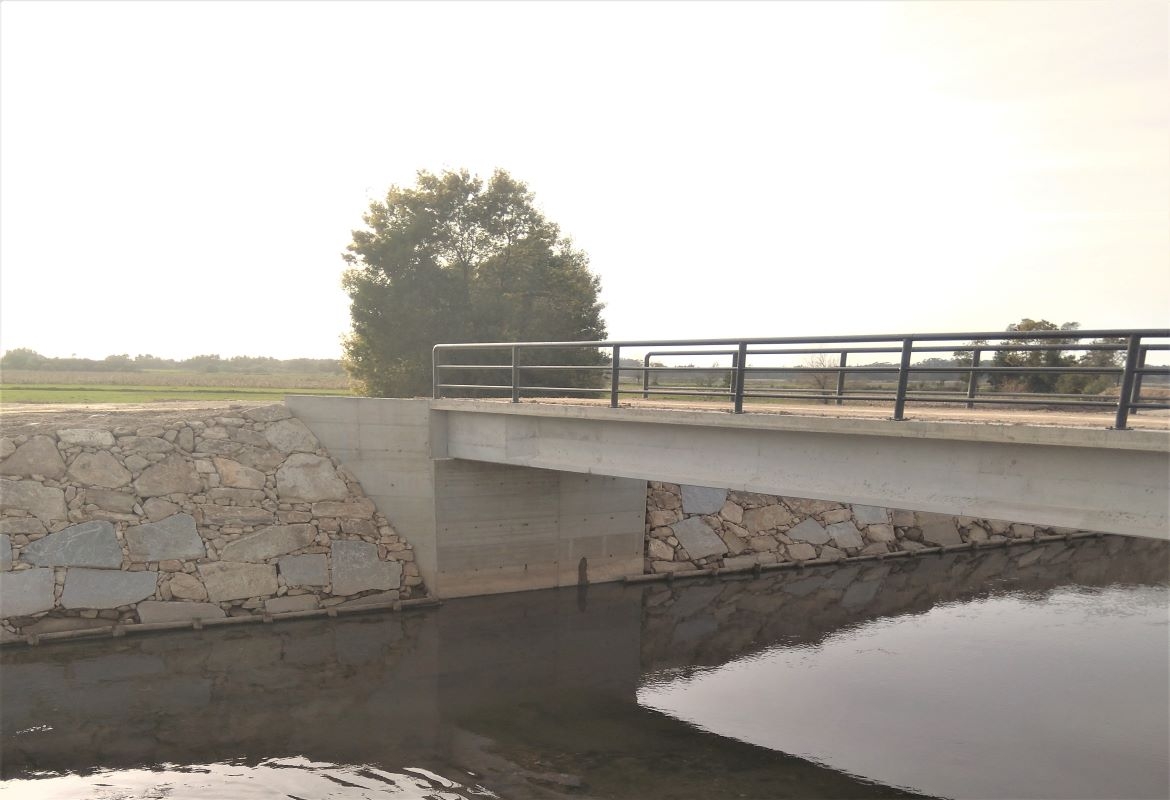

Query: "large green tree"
left=341, top=169, right=607, bottom=397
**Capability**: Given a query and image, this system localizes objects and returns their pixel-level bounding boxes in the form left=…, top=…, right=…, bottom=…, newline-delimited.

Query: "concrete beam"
left=436, top=401, right=1170, bottom=540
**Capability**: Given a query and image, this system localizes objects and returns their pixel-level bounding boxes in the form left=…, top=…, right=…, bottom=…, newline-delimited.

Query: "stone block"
left=0, top=479, right=67, bottom=524
left=167, top=572, right=208, bottom=601
left=125, top=514, right=205, bottom=562
left=278, top=553, right=328, bottom=586
left=330, top=540, right=402, bottom=596
left=133, top=454, right=201, bottom=497
left=22, top=520, right=123, bottom=568
left=721, top=554, right=759, bottom=570
left=826, top=521, right=864, bottom=549
left=200, top=506, right=276, bottom=527
left=867, top=524, right=897, bottom=543
left=742, top=504, right=796, bottom=534
left=0, top=436, right=66, bottom=479
left=311, top=499, right=376, bottom=518
left=0, top=534, right=10, bottom=570
left=646, top=538, right=675, bottom=561
left=213, top=458, right=265, bottom=489
left=263, top=418, right=320, bottom=453
left=57, top=429, right=115, bottom=447
left=207, top=488, right=266, bottom=505
left=137, top=601, right=225, bottom=624
left=61, top=568, right=158, bottom=609
left=143, top=498, right=181, bottom=521
left=67, top=451, right=132, bottom=488
left=117, top=436, right=173, bottom=453
left=276, top=454, right=347, bottom=502
left=336, top=591, right=399, bottom=609
left=852, top=504, right=890, bottom=526
left=244, top=404, right=294, bottom=423
left=0, top=518, right=46, bottom=536
left=819, top=545, right=846, bottom=561
left=85, top=489, right=137, bottom=514
left=670, top=517, right=727, bottom=560
left=264, top=594, right=319, bottom=614
left=787, top=518, right=831, bottom=545
left=221, top=524, right=315, bottom=562
left=1, top=567, right=55, bottom=616
left=919, top=515, right=962, bottom=546
left=786, top=542, right=817, bottom=560
left=718, top=501, right=743, bottom=525
left=199, top=562, right=278, bottom=602
left=680, top=485, right=728, bottom=515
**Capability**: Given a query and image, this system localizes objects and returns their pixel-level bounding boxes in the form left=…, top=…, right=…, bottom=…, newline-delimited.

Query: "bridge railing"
left=432, top=329, right=1170, bottom=429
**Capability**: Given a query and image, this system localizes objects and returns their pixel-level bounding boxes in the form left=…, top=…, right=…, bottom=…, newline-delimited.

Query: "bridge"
left=284, top=329, right=1170, bottom=599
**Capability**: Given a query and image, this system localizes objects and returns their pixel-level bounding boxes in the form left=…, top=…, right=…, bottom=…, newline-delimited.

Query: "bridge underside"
left=288, top=396, right=1169, bottom=598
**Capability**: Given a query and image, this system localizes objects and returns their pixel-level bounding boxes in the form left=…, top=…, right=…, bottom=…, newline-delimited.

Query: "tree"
left=989, top=319, right=1080, bottom=393
left=0, top=348, right=47, bottom=370
left=341, top=169, right=607, bottom=397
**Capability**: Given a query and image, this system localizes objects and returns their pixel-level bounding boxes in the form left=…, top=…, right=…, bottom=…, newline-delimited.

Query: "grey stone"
left=233, top=446, right=286, bottom=473
left=0, top=568, right=55, bottom=616
left=134, top=454, right=201, bottom=497
left=311, top=499, right=376, bottom=519
left=336, top=590, right=399, bottom=609
left=67, top=451, right=132, bottom=488
left=786, top=542, right=817, bottom=560
left=742, top=504, right=796, bottom=533
left=920, top=515, right=962, bottom=546
left=213, top=458, right=265, bottom=489
left=276, top=454, right=347, bottom=502
left=0, top=534, right=10, bottom=570
left=263, top=418, right=320, bottom=453
left=200, top=506, right=275, bottom=527
left=330, top=540, right=402, bottom=596
left=264, top=594, right=319, bottom=614
left=827, top=521, right=864, bottom=549
left=56, top=429, right=115, bottom=447
left=646, top=538, right=675, bottom=561
left=0, top=517, right=45, bottom=536
left=670, top=517, right=728, bottom=560
left=220, top=524, right=315, bottom=562
left=852, top=504, right=890, bottom=526
left=136, top=601, right=225, bottom=623
left=787, top=518, right=831, bottom=545
left=177, top=428, right=195, bottom=452
left=199, top=562, right=278, bottom=602
left=680, top=485, right=728, bottom=515
left=278, top=553, right=328, bottom=586
left=143, top=497, right=181, bottom=521
left=229, top=428, right=269, bottom=447
left=244, top=404, right=293, bottom=423
left=125, top=514, right=205, bottom=561
left=867, top=523, right=897, bottom=543
left=85, top=489, right=137, bottom=514
left=167, top=572, right=208, bottom=601
left=22, top=520, right=122, bottom=568
left=0, top=479, right=67, bottom=523
left=0, top=439, right=14, bottom=460
left=60, top=568, right=158, bottom=609
left=0, top=436, right=66, bottom=479
left=117, top=436, right=173, bottom=453
left=819, top=544, right=846, bottom=561
left=207, top=488, right=266, bottom=505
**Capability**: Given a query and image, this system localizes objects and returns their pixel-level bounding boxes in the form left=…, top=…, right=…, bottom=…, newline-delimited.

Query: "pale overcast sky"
left=1, top=1, right=1166, bottom=360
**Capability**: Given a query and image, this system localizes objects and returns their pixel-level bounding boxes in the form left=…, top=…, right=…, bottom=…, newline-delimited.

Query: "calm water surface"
left=2, top=536, right=1166, bottom=799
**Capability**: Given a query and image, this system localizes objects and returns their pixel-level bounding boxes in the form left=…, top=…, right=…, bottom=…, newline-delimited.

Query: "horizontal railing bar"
left=435, top=384, right=513, bottom=391
left=435, top=364, right=512, bottom=370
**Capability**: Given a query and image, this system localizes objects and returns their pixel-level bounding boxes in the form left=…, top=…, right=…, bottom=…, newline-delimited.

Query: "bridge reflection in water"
left=1, top=536, right=1166, bottom=800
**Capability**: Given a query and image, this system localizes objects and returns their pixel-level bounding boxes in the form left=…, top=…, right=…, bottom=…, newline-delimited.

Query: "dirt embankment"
left=0, top=401, right=276, bottom=437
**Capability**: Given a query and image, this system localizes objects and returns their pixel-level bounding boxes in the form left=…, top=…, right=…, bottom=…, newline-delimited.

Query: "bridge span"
left=287, top=393, right=1169, bottom=599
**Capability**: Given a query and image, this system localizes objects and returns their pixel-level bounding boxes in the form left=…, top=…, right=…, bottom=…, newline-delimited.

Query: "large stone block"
left=264, top=594, right=319, bottom=614
left=0, top=436, right=66, bottom=479
left=742, top=504, right=796, bottom=533
left=56, top=429, right=115, bottom=447
left=852, top=504, right=890, bottom=526
left=671, top=517, right=728, bottom=560
left=263, top=418, right=320, bottom=453
left=22, top=520, right=123, bottom=568
left=787, top=518, right=831, bottom=545
left=276, top=454, right=347, bottom=502
left=0, top=518, right=46, bottom=536
left=213, top=458, right=265, bottom=490
left=680, top=485, right=728, bottom=515
left=117, top=436, right=173, bottom=453
left=826, top=521, right=865, bottom=549
left=60, top=568, right=158, bottom=609
left=330, top=540, right=402, bottom=596
left=199, top=506, right=276, bottom=527
left=199, top=562, right=278, bottom=601
left=0, top=567, right=55, bottom=616
left=919, top=515, right=962, bottom=546
left=136, top=601, right=225, bottom=624
left=85, top=489, right=137, bottom=514
left=167, top=572, right=208, bottom=601
left=0, top=479, right=67, bottom=524
left=125, top=514, right=205, bottom=561
left=133, top=454, right=201, bottom=497
left=278, top=553, right=328, bottom=586
left=244, top=404, right=292, bottom=423
left=0, top=534, right=10, bottom=570
left=68, top=451, right=132, bottom=488
left=311, top=499, right=375, bottom=519
left=220, top=524, right=315, bottom=562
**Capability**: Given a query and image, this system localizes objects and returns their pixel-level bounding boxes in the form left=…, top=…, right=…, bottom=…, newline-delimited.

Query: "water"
left=2, top=536, right=1166, bottom=799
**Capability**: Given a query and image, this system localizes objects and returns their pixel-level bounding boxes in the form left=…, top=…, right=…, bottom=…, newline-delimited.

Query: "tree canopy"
left=341, top=169, right=607, bottom=397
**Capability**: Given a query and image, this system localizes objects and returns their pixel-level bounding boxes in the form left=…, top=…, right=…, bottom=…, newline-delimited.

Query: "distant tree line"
left=0, top=349, right=346, bottom=375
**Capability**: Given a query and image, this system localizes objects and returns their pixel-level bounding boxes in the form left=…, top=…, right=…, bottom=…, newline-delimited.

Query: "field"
left=0, top=369, right=354, bottom=404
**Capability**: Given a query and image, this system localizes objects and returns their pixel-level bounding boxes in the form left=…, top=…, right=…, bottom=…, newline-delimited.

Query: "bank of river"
left=1, top=535, right=1166, bottom=799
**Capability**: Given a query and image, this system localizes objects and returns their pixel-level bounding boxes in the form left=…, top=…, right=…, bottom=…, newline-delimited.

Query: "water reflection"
left=2, top=535, right=1165, bottom=799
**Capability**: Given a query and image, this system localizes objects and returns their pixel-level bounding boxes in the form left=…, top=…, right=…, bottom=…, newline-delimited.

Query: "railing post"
left=965, top=348, right=981, bottom=409
left=511, top=346, right=520, bottom=403
left=1114, top=335, right=1142, bottom=429
left=733, top=342, right=747, bottom=413
left=432, top=348, right=441, bottom=399
left=610, top=345, right=621, bottom=408
left=642, top=353, right=651, bottom=399
left=1129, top=346, right=1147, bottom=416
left=893, top=338, right=913, bottom=421
left=835, top=352, right=847, bottom=406
left=730, top=352, right=739, bottom=401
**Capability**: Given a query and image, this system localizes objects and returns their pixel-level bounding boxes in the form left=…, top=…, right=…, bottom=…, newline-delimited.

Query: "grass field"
left=0, top=369, right=355, bottom=404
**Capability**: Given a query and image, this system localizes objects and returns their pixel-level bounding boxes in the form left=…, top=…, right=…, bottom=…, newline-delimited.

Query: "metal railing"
left=433, top=329, right=1170, bottom=429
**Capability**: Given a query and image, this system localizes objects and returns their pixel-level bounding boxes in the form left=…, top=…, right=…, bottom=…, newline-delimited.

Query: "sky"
left=1, top=0, right=1167, bottom=360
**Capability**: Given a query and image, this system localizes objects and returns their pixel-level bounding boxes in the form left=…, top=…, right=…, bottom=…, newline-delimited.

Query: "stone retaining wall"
left=644, top=482, right=1087, bottom=573
left=0, top=403, right=423, bottom=641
